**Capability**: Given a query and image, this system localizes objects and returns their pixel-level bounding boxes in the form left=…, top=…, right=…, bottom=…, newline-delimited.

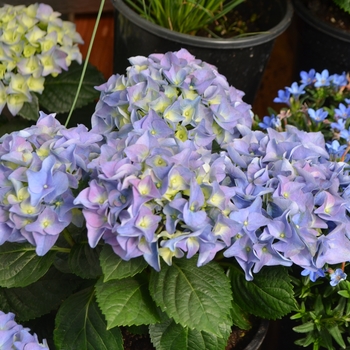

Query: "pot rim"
left=111, top=0, right=293, bottom=49
left=292, top=0, right=350, bottom=43
left=243, top=319, right=269, bottom=350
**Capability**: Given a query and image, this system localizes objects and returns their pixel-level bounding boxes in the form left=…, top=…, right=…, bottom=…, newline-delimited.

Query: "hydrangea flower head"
left=74, top=52, right=350, bottom=281
left=91, top=48, right=253, bottom=148
left=0, top=112, right=102, bottom=255
left=0, top=3, right=83, bottom=116
left=0, top=311, right=49, bottom=349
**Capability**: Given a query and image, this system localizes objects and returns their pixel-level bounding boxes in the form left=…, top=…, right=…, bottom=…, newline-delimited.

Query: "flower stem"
left=50, top=247, right=71, bottom=253
left=65, top=0, right=106, bottom=127
left=340, top=143, right=350, bottom=162
left=62, top=229, right=75, bottom=247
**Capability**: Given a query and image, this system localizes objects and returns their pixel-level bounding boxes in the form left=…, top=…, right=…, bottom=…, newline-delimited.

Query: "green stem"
left=50, top=247, right=71, bottom=253
left=341, top=143, right=350, bottom=162
left=65, top=0, right=106, bottom=127
left=62, top=229, right=75, bottom=247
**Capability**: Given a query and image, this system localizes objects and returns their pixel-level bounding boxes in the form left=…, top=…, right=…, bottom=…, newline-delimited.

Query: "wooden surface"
left=74, top=12, right=115, bottom=80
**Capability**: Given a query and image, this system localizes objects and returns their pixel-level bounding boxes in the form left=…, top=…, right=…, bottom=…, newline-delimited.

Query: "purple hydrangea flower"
left=91, top=48, right=253, bottom=147
left=0, top=311, right=49, bottom=350
left=74, top=52, right=350, bottom=281
left=0, top=112, right=102, bottom=255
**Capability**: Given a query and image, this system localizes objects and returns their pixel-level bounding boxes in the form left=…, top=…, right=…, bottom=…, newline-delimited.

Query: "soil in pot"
left=194, top=1, right=287, bottom=39
left=293, top=0, right=350, bottom=76
left=303, top=0, right=350, bottom=31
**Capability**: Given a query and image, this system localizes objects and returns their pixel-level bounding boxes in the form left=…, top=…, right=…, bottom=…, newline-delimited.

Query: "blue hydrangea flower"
left=72, top=52, right=350, bottom=281
left=0, top=311, right=49, bottom=349
left=0, top=112, right=102, bottom=255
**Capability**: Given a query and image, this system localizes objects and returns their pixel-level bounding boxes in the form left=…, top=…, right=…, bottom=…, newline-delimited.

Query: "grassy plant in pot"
left=292, top=0, right=350, bottom=76
left=112, top=0, right=293, bottom=106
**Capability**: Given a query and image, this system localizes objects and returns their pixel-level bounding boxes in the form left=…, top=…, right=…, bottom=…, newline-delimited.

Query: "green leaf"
left=338, top=290, right=350, bottom=298
left=149, top=257, right=233, bottom=336
left=54, top=287, right=123, bottom=350
left=314, top=294, right=325, bottom=315
left=293, top=321, right=315, bottom=333
left=0, top=268, right=81, bottom=322
left=95, top=275, right=160, bottom=328
left=68, top=242, right=102, bottom=279
left=333, top=0, right=350, bottom=14
left=230, top=265, right=297, bottom=319
left=0, top=242, right=56, bottom=288
left=100, top=244, right=147, bottom=281
left=149, top=317, right=231, bottom=350
left=230, top=300, right=252, bottom=330
left=39, top=61, right=104, bottom=114
left=0, top=117, right=33, bottom=137
left=328, top=325, right=346, bottom=349
left=294, top=332, right=317, bottom=348
left=18, top=93, right=40, bottom=121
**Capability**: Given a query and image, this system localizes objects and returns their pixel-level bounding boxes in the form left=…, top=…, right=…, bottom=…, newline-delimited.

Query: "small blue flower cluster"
left=0, top=310, right=49, bottom=349
left=260, top=69, right=350, bottom=162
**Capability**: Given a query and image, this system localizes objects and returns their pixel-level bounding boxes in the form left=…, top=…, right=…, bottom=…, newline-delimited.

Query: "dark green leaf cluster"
left=0, top=241, right=296, bottom=349
left=0, top=61, right=104, bottom=134
left=291, top=273, right=350, bottom=349
left=333, top=0, right=350, bottom=14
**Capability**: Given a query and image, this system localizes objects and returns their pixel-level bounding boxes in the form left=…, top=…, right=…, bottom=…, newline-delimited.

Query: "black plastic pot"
left=111, top=0, right=293, bottom=105
left=244, top=319, right=269, bottom=350
left=292, top=0, right=350, bottom=75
